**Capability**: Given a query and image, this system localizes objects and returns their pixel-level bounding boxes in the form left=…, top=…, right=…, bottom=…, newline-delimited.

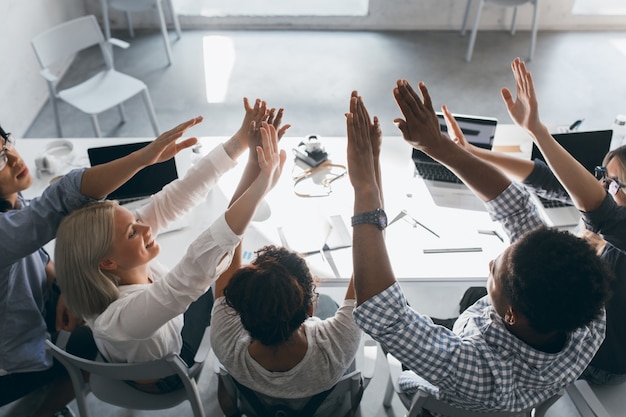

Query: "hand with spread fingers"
left=501, top=57, right=543, bottom=134
left=393, top=80, right=451, bottom=160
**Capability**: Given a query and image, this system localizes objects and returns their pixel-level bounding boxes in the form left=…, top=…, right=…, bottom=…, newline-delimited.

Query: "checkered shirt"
left=353, top=183, right=606, bottom=412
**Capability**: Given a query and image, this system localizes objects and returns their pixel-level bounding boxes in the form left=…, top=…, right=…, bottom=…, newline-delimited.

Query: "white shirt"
left=87, top=144, right=240, bottom=363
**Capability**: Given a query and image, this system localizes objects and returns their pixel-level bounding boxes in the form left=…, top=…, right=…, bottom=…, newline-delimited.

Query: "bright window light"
left=202, top=36, right=235, bottom=103
left=610, top=38, right=626, bottom=58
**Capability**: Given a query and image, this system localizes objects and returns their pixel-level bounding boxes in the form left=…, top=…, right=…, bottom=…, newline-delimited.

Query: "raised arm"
left=215, top=107, right=289, bottom=297
left=441, top=104, right=535, bottom=182
left=347, top=93, right=394, bottom=304
left=501, top=58, right=605, bottom=212
left=393, top=80, right=511, bottom=202
left=80, top=117, right=201, bottom=199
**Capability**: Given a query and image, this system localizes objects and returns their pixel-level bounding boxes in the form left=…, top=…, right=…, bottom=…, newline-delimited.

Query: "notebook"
left=529, top=129, right=613, bottom=228
left=412, top=112, right=498, bottom=211
left=87, top=141, right=188, bottom=233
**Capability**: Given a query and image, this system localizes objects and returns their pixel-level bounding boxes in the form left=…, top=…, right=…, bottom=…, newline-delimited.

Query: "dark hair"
left=224, top=245, right=318, bottom=346
left=503, top=226, right=612, bottom=334
left=0, top=125, right=8, bottom=141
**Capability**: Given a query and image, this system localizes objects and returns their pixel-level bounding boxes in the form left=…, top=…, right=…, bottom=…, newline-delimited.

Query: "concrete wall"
left=3, top=0, right=625, bottom=137
left=1, top=0, right=85, bottom=137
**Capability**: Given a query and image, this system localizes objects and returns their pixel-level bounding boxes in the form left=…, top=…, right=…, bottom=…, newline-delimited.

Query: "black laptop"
left=87, top=142, right=179, bottom=204
left=529, top=129, right=613, bottom=227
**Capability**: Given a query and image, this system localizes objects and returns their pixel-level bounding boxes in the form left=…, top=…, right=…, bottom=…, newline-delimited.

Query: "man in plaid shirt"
left=345, top=83, right=611, bottom=414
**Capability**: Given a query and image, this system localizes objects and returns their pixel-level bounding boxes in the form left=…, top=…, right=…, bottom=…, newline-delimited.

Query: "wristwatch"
left=351, top=208, right=388, bottom=230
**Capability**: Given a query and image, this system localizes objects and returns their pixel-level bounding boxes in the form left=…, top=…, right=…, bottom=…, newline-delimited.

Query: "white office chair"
left=31, top=15, right=160, bottom=138
left=45, top=326, right=212, bottom=417
left=100, top=0, right=182, bottom=66
left=461, top=0, right=539, bottom=62
left=566, top=379, right=625, bottom=417
left=214, top=338, right=379, bottom=417
left=383, top=352, right=563, bottom=417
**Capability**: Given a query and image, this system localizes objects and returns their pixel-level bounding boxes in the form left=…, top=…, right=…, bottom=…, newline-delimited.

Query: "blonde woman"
left=55, top=114, right=287, bottom=394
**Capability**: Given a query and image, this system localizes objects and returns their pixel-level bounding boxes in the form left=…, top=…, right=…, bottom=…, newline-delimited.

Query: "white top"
left=87, top=144, right=240, bottom=363
left=211, top=298, right=362, bottom=398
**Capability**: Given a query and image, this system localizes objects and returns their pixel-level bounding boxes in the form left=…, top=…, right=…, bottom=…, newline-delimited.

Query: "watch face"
left=377, top=209, right=388, bottom=229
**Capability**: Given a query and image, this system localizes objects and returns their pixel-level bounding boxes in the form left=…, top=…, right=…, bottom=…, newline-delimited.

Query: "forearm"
left=470, top=146, right=534, bottom=182
left=429, top=141, right=511, bottom=202
left=353, top=186, right=395, bottom=304
left=214, top=243, right=242, bottom=298
left=80, top=151, right=146, bottom=199
left=528, top=124, right=605, bottom=211
left=344, top=274, right=356, bottom=300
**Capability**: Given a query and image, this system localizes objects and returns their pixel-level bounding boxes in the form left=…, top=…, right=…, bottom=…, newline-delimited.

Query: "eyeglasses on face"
left=0, top=133, right=16, bottom=172
left=595, top=166, right=626, bottom=196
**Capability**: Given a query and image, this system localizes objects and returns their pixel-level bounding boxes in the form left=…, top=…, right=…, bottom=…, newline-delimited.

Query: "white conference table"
left=21, top=126, right=534, bottom=286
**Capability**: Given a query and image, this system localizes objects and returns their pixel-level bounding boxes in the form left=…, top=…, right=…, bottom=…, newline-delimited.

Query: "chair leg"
left=167, top=0, right=182, bottom=40
left=155, top=0, right=174, bottom=66
left=125, top=11, right=134, bottom=38
left=528, top=0, right=539, bottom=61
left=465, top=0, right=484, bottom=62
left=510, top=7, right=518, bottom=36
left=117, top=103, right=127, bottom=124
left=383, top=375, right=395, bottom=408
left=90, top=115, right=103, bottom=138
left=142, top=89, right=161, bottom=136
left=49, top=93, right=63, bottom=137
left=460, top=0, right=473, bottom=36
left=100, top=0, right=111, bottom=39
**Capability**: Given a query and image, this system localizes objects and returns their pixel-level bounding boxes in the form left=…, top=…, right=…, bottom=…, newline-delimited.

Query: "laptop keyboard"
left=415, top=163, right=463, bottom=184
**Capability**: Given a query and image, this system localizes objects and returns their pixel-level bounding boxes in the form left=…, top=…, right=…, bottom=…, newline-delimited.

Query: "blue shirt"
left=0, top=169, right=94, bottom=375
left=353, top=183, right=606, bottom=412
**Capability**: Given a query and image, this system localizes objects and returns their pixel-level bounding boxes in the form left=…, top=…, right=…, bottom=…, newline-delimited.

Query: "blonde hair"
left=55, top=201, right=120, bottom=318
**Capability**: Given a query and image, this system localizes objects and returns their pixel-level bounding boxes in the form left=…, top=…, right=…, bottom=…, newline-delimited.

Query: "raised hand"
left=393, top=80, right=446, bottom=158
left=501, top=58, right=542, bottom=133
left=351, top=91, right=382, bottom=158
left=442, top=105, right=471, bottom=151
left=346, top=93, right=378, bottom=196
left=247, top=104, right=291, bottom=161
left=136, top=116, right=202, bottom=166
left=256, top=121, right=287, bottom=192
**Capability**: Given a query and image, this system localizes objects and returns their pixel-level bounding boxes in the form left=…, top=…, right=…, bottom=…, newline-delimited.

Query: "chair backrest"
left=219, top=368, right=365, bottom=417
left=45, top=336, right=208, bottom=417
left=408, top=387, right=563, bottom=417
left=31, top=15, right=110, bottom=70
left=386, top=352, right=562, bottom=417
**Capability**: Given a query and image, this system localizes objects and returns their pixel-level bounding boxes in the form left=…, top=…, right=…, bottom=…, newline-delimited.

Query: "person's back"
left=211, top=245, right=362, bottom=415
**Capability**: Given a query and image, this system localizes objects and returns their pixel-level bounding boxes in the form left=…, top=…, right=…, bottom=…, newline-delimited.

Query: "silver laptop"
left=529, top=130, right=613, bottom=228
left=411, top=112, right=498, bottom=211
left=87, top=142, right=188, bottom=233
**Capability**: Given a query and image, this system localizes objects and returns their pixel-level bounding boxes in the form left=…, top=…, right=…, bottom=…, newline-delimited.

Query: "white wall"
left=0, top=0, right=85, bottom=137
left=3, top=0, right=625, bottom=137
left=83, top=0, right=626, bottom=31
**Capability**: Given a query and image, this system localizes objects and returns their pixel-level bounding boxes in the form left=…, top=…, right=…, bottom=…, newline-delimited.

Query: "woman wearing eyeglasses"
left=445, top=58, right=626, bottom=387
left=0, top=118, right=205, bottom=417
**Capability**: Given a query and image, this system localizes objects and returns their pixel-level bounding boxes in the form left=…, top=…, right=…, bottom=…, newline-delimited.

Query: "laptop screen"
left=530, top=130, right=613, bottom=174
left=412, top=112, right=498, bottom=164
left=87, top=142, right=179, bottom=202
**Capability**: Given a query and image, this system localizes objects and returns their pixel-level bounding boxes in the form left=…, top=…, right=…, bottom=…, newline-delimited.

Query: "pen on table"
left=569, top=118, right=584, bottom=132
left=478, top=229, right=504, bottom=243
left=423, top=247, right=482, bottom=254
left=387, top=210, right=441, bottom=237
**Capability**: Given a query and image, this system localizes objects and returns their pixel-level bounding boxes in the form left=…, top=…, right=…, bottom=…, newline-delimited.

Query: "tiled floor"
left=10, top=27, right=626, bottom=417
